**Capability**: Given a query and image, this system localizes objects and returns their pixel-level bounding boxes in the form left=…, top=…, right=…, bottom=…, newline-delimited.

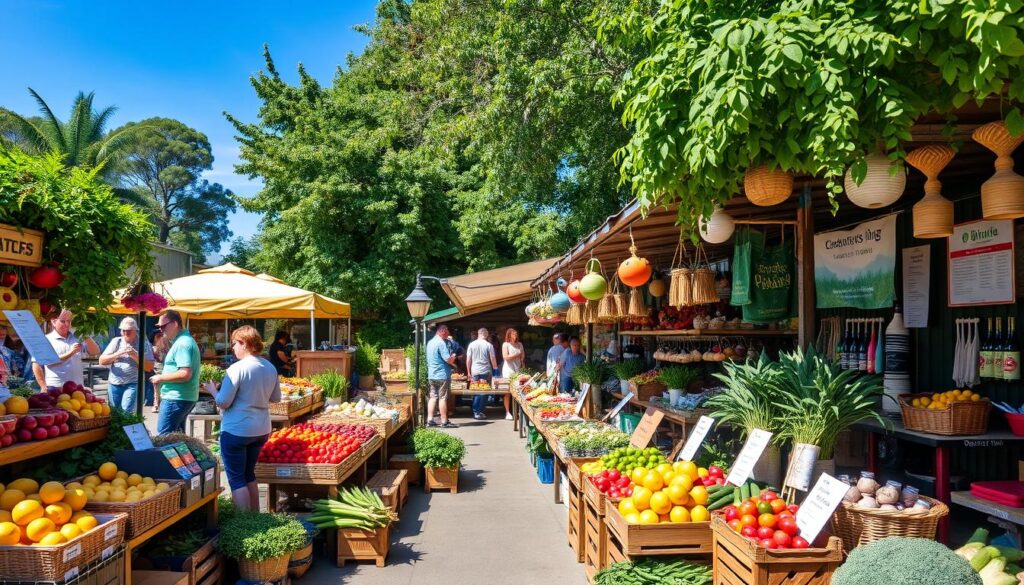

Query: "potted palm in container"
left=611, top=359, right=645, bottom=394
left=219, top=512, right=309, bottom=582
left=412, top=427, right=466, bottom=493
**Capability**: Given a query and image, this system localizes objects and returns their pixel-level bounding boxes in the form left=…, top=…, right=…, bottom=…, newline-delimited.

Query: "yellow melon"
left=63, top=488, right=87, bottom=511
left=0, top=489, right=25, bottom=511
left=74, top=515, right=98, bottom=532
left=38, top=482, right=65, bottom=505
left=37, top=531, right=66, bottom=546
left=11, top=500, right=43, bottom=526
left=7, top=478, right=38, bottom=495
left=44, top=503, right=72, bottom=525
left=25, top=517, right=55, bottom=542
left=59, top=523, right=82, bottom=540
left=0, top=522, right=20, bottom=545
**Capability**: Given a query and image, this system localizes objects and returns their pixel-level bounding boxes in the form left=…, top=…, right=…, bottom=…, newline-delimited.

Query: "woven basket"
left=238, top=553, right=291, bottom=581
left=613, top=292, right=628, bottom=319
left=691, top=268, right=719, bottom=305
left=974, top=121, right=1024, bottom=220
left=899, top=393, right=990, bottom=435
left=566, top=303, right=583, bottom=326
left=672, top=268, right=692, bottom=307
left=628, top=288, right=647, bottom=317
left=77, top=478, right=184, bottom=538
left=744, top=165, right=793, bottom=206
left=907, top=144, right=955, bottom=238
left=0, top=513, right=127, bottom=581
left=68, top=413, right=111, bottom=432
left=830, top=495, right=948, bottom=553
left=598, top=291, right=617, bottom=323
left=269, top=393, right=312, bottom=416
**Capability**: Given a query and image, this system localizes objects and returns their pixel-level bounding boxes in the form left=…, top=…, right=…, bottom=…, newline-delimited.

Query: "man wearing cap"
left=99, top=317, right=155, bottom=414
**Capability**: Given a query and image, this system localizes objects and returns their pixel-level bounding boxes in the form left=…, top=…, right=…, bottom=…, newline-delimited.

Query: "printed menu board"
left=949, top=219, right=1015, bottom=306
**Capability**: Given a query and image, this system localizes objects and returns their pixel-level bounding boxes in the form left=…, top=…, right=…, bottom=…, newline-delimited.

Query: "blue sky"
left=0, top=1, right=377, bottom=261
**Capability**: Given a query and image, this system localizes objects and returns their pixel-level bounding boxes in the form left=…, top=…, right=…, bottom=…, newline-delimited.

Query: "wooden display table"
left=186, top=413, right=292, bottom=440
left=294, top=349, right=352, bottom=378
left=124, top=491, right=219, bottom=585
left=0, top=427, right=108, bottom=466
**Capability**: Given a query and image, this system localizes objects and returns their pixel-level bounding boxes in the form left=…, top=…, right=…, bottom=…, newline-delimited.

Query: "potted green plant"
left=610, top=359, right=645, bottom=394
left=411, top=427, right=466, bottom=493
left=571, top=359, right=609, bottom=418
left=219, top=512, right=309, bottom=581
left=657, top=365, right=700, bottom=406
left=354, top=338, right=380, bottom=390
left=311, top=369, right=349, bottom=406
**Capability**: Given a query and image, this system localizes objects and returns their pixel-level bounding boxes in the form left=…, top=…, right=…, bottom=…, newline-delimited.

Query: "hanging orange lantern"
left=566, top=279, right=586, bottom=304
left=618, top=244, right=652, bottom=288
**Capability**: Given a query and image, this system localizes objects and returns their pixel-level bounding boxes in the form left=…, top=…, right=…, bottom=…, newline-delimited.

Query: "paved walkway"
left=303, top=411, right=587, bottom=585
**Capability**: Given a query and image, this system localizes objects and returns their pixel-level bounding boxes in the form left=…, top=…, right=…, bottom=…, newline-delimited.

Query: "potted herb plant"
left=657, top=365, right=700, bottom=407
left=572, top=359, right=609, bottom=418
left=611, top=359, right=645, bottom=394
left=312, top=369, right=349, bottom=406
left=219, top=512, right=309, bottom=582
left=411, top=427, right=466, bottom=493
left=354, top=338, right=380, bottom=390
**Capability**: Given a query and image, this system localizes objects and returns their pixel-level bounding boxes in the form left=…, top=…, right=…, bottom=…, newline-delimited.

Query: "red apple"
left=36, top=413, right=54, bottom=427
left=45, top=425, right=59, bottom=438
left=62, top=381, right=78, bottom=394
left=20, top=415, right=37, bottom=430
left=58, top=423, right=69, bottom=435
left=32, top=427, right=49, bottom=441
left=16, top=429, right=32, bottom=442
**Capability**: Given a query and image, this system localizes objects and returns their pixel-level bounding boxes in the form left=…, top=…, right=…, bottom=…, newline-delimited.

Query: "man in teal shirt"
left=150, top=310, right=201, bottom=434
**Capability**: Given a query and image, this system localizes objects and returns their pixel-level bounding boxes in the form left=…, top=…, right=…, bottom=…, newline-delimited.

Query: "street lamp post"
left=404, top=273, right=437, bottom=426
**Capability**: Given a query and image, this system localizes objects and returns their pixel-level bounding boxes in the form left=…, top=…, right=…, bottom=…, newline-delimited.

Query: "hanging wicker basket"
left=566, top=303, right=583, bottom=326
left=744, top=164, right=793, bottom=206
left=628, top=288, right=648, bottom=318
left=906, top=144, right=956, bottom=238
left=973, top=121, right=1024, bottom=220
left=583, top=299, right=599, bottom=324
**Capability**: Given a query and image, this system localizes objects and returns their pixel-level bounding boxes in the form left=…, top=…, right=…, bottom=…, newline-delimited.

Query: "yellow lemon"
left=654, top=463, right=673, bottom=476
left=642, top=471, right=664, bottom=492
left=624, top=512, right=641, bottom=524
left=115, top=471, right=128, bottom=481
left=0, top=489, right=25, bottom=511
left=11, top=500, right=44, bottom=526
left=618, top=498, right=638, bottom=517
left=127, top=474, right=143, bottom=487
left=83, top=475, right=101, bottom=487
left=638, top=509, right=660, bottom=525
left=0, top=521, right=20, bottom=545
left=155, top=483, right=170, bottom=492
left=110, top=478, right=127, bottom=489
left=689, top=486, right=709, bottom=506
left=57, top=393, right=70, bottom=402
left=631, top=487, right=652, bottom=511
left=649, top=491, right=672, bottom=515
left=666, top=484, right=689, bottom=506
left=142, top=490, right=155, bottom=499
left=7, top=478, right=38, bottom=495
left=141, top=477, right=155, bottom=486
left=125, top=493, right=142, bottom=503
left=671, top=474, right=694, bottom=491
left=75, top=515, right=98, bottom=532
left=38, top=482, right=65, bottom=505
left=59, top=523, right=82, bottom=540
left=79, top=409, right=95, bottom=420
left=71, top=391, right=86, bottom=402
left=68, top=399, right=82, bottom=411
left=91, top=492, right=109, bottom=503
left=661, top=470, right=676, bottom=485
left=678, top=461, right=698, bottom=480
left=630, top=467, right=648, bottom=486
left=669, top=506, right=691, bottom=523
left=44, top=503, right=72, bottom=525
left=25, top=517, right=55, bottom=542
left=110, top=490, right=126, bottom=502
left=63, top=488, right=87, bottom=512
left=690, top=505, right=710, bottom=523
left=98, top=462, right=118, bottom=482
left=696, top=467, right=709, bottom=479
left=65, top=482, right=82, bottom=490
left=38, top=531, right=66, bottom=546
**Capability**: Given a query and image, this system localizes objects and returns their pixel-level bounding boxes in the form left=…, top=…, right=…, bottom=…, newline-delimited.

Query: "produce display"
left=910, top=389, right=984, bottom=409
left=322, top=399, right=399, bottom=423
left=0, top=477, right=100, bottom=545
left=555, top=423, right=629, bottom=457
left=468, top=381, right=492, bottom=391
left=597, top=446, right=669, bottom=476
left=594, top=558, right=711, bottom=585
left=74, top=462, right=171, bottom=503
left=841, top=471, right=928, bottom=513
left=258, top=422, right=376, bottom=464
left=0, top=408, right=72, bottom=447
left=198, top=364, right=225, bottom=385
left=309, top=486, right=396, bottom=530
left=587, top=467, right=633, bottom=499
left=955, top=528, right=1024, bottom=584
left=628, top=370, right=661, bottom=387
left=381, top=371, right=406, bottom=381
left=279, top=377, right=319, bottom=399
left=615, top=461, right=718, bottom=524
left=831, top=537, right=984, bottom=585
left=721, top=486, right=807, bottom=549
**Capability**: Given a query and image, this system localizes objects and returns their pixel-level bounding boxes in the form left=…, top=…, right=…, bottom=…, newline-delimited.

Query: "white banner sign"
left=3, top=309, right=60, bottom=365
left=949, top=219, right=1015, bottom=306
left=814, top=214, right=897, bottom=309
left=795, top=473, right=850, bottom=543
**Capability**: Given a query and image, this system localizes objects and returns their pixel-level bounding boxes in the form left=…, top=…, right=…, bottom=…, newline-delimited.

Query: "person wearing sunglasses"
left=98, top=317, right=154, bottom=414
left=149, top=310, right=201, bottom=434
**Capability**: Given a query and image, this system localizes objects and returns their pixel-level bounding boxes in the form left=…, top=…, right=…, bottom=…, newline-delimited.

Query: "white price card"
left=102, top=546, right=115, bottom=560
left=602, top=391, right=634, bottom=422
left=678, top=416, right=715, bottom=462
left=104, top=524, right=118, bottom=541
left=122, top=423, right=154, bottom=450
left=795, top=473, right=849, bottom=544
left=725, top=428, right=773, bottom=486
left=191, top=475, right=201, bottom=489
left=276, top=467, right=293, bottom=477
left=63, top=542, right=82, bottom=562
left=575, top=383, right=591, bottom=416
left=205, top=468, right=215, bottom=482
left=64, top=567, right=80, bottom=582
left=3, top=310, right=60, bottom=365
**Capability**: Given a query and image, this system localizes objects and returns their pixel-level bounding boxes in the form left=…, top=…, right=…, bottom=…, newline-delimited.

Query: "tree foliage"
left=230, top=0, right=643, bottom=346
left=0, top=148, right=154, bottom=332
left=114, top=118, right=236, bottom=262
left=600, top=0, right=1024, bottom=224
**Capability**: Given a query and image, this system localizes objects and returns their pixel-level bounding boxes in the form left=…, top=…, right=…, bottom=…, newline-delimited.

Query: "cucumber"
left=733, top=489, right=741, bottom=506
left=740, top=482, right=750, bottom=501
left=750, top=482, right=761, bottom=498
left=708, top=493, right=735, bottom=511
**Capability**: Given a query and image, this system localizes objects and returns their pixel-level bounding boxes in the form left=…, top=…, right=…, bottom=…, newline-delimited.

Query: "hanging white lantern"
left=844, top=152, right=907, bottom=209
left=699, top=206, right=735, bottom=244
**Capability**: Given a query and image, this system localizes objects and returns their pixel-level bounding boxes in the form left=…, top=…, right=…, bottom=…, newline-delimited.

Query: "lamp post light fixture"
left=405, top=273, right=440, bottom=426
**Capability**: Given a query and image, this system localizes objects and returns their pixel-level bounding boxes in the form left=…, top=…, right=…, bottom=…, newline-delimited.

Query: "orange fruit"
left=0, top=489, right=25, bottom=511
left=80, top=409, right=95, bottom=420
left=60, top=523, right=82, bottom=540
left=666, top=484, right=689, bottom=506
left=63, top=488, right=87, bottom=512
left=4, top=396, right=28, bottom=415
left=11, top=500, right=43, bottom=526
left=677, top=461, right=698, bottom=480
left=671, top=474, right=694, bottom=491
left=0, top=522, right=20, bottom=545
left=624, top=512, right=641, bottom=524
left=44, top=503, right=72, bottom=525
left=642, top=471, right=664, bottom=492
left=7, top=478, right=38, bottom=494
left=37, top=531, right=66, bottom=546
left=649, top=491, right=672, bottom=515
left=654, top=463, right=673, bottom=476
left=689, top=486, right=709, bottom=506
left=630, top=467, right=648, bottom=486
left=38, top=482, right=65, bottom=505
left=669, top=506, right=691, bottom=523
left=638, top=509, right=660, bottom=525
left=25, top=517, right=55, bottom=542
left=618, top=498, right=638, bottom=517
left=74, top=514, right=98, bottom=532
left=98, top=462, right=118, bottom=482
left=661, top=470, right=676, bottom=485
left=631, top=487, right=652, bottom=511
left=690, top=505, right=710, bottom=523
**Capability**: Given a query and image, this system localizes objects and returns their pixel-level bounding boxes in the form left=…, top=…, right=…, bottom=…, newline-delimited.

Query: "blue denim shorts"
left=220, top=431, right=269, bottom=490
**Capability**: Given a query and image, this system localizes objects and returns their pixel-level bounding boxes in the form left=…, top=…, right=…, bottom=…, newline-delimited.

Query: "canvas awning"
left=440, top=258, right=556, bottom=317
left=423, top=307, right=460, bottom=324
left=109, top=263, right=351, bottom=319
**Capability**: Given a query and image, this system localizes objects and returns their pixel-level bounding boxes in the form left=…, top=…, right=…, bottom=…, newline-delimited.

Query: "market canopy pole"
left=796, top=183, right=815, bottom=348
left=136, top=311, right=145, bottom=419
left=309, top=310, right=315, bottom=350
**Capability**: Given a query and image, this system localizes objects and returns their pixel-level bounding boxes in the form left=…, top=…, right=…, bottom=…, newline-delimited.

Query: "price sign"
left=122, top=423, right=154, bottom=450
left=629, top=407, right=665, bottom=448
left=725, top=428, right=773, bottom=486
left=3, top=310, right=60, bottom=365
left=64, top=567, right=80, bottom=582
left=191, top=475, right=201, bottom=490
left=104, top=524, right=118, bottom=541
left=795, top=473, right=849, bottom=543
left=276, top=467, right=293, bottom=478
left=205, top=468, right=215, bottom=483
left=602, top=391, right=634, bottom=422
left=63, top=543, right=82, bottom=562
left=575, top=383, right=591, bottom=416
left=678, top=416, right=715, bottom=462
left=102, top=546, right=115, bottom=560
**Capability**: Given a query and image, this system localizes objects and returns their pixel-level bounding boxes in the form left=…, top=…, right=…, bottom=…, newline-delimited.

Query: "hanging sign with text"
left=0, top=223, right=44, bottom=267
left=949, top=219, right=1015, bottom=306
left=814, top=214, right=897, bottom=309
left=726, top=429, right=773, bottom=486
left=629, top=407, right=665, bottom=448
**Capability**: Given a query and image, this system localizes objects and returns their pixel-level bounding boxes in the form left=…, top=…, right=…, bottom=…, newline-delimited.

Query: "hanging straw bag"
left=598, top=271, right=618, bottom=323
left=691, top=245, right=720, bottom=305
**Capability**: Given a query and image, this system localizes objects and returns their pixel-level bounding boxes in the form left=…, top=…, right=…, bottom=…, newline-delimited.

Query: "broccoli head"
left=831, top=537, right=982, bottom=585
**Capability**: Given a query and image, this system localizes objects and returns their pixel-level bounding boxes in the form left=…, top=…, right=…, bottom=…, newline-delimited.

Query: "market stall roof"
left=440, top=258, right=556, bottom=317
left=423, top=307, right=460, bottom=324
left=109, top=263, right=351, bottom=319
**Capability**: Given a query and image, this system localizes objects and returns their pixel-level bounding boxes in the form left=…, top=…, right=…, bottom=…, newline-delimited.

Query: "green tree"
left=114, top=118, right=237, bottom=262
left=222, top=236, right=261, bottom=270
left=0, top=89, right=149, bottom=178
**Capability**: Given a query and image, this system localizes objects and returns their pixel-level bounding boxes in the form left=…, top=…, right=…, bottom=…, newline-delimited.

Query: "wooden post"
left=585, top=323, right=597, bottom=419
left=796, top=184, right=815, bottom=349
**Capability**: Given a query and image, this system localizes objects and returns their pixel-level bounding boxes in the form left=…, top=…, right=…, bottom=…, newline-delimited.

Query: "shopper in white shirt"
left=465, top=328, right=497, bottom=420
left=501, top=328, right=524, bottom=420
left=546, top=333, right=567, bottom=386
left=32, top=310, right=99, bottom=389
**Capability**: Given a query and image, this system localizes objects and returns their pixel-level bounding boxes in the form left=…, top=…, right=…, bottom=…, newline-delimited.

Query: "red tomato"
left=622, top=486, right=632, bottom=497
left=776, top=510, right=794, bottom=521
left=738, top=501, right=758, bottom=517
left=739, top=514, right=758, bottom=530
left=723, top=505, right=739, bottom=522
left=769, top=499, right=787, bottom=514
left=788, top=504, right=800, bottom=514
left=607, top=469, right=621, bottom=481
left=759, top=538, right=775, bottom=549
left=791, top=536, right=810, bottom=549
left=759, top=491, right=778, bottom=502
left=773, top=530, right=792, bottom=548
left=609, top=488, right=621, bottom=499
left=778, top=517, right=800, bottom=537
left=757, top=526, right=774, bottom=540
left=741, top=526, right=758, bottom=538
left=728, top=519, right=742, bottom=533
left=708, top=465, right=724, bottom=478
left=758, top=513, right=777, bottom=529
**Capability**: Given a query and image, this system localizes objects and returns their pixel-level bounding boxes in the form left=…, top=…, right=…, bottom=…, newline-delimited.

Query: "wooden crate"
left=605, top=525, right=629, bottom=566
left=336, top=526, right=389, bottom=567
left=424, top=466, right=458, bottom=493
left=711, top=516, right=842, bottom=585
left=389, top=454, right=422, bottom=486
left=367, top=469, right=408, bottom=513
left=605, top=505, right=713, bottom=556
left=583, top=474, right=615, bottom=515
left=567, top=457, right=598, bottom=489
left=583, top=493, right=607, bottom=583
left=148, top=531, right=221, bottom=585
left=568, top=479, right=585, bottom=562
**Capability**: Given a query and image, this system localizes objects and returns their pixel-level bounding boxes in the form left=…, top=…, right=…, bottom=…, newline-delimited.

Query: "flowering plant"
left=121, top=292, right=168, bottom=314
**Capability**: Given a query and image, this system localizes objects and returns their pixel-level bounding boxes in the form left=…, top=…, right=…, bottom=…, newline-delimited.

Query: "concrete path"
left=302, top=412, right=588, bottom=585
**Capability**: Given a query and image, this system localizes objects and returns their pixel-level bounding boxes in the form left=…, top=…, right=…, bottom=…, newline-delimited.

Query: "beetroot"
left=32, top=427, right=49, bottom=441
left=16, top=429, right=32, bottom=442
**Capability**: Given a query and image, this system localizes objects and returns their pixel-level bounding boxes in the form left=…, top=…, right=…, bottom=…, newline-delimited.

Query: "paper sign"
left=205, top=468, right=215, bottom=482
left=575, top=383, right=591, bottom=416
left=679, top=416, right=715, bottom=462
left=603, top=391, right=634, bottom=422
left=795, top=473, right=849, bottom=543
left=63, top=542, right=81, bottom=562
left=949, top=219, right=1016, bottom=306
left=191, top=475, right=201, bottom=489
left=726, top=428, right=773, bottom=486
left=629, top=407, right=665, bottom=448
left=102, top=546, right=114, bottom=560
left=123, top=423, right=154, bottom=450
left=276, top=467, right=293, bottom=477
left=104, top=524, right=118, bottom=541
left=3, top=310, right=60, bottom=365
left=784, top=443, right=822, bottom=491
left=902, top=245, right=930, bottom=328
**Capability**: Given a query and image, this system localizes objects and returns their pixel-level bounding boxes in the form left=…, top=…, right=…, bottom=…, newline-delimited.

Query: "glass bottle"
left=980, top=317, right=994, bottom=381
left=994, top=317, right=1005, bottom=381
left=1005, top=316, right=1020, bottom=382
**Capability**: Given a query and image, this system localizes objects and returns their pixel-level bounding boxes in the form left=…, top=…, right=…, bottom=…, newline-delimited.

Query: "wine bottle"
left=858, top=320, right=868, bottom=372
left=866, top=321, right=877, bottom=374
left=994, top=317, right=1005, bottom=381
left=837, top=321, right=846, bottom=369
left=840, top=320, right=850, bottom=369
left=1005, top=316, right=1020, bottom=382
left=980, top=317, right=994, bottom=380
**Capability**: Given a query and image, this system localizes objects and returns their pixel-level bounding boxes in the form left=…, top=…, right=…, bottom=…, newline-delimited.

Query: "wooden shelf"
left=620, top=329, right=798, bottom=337
left=951, top=491, right=1024, bottom=525
left=0, top=427, right=108, bottom=467
left=125, top=490, right=219, bottom=585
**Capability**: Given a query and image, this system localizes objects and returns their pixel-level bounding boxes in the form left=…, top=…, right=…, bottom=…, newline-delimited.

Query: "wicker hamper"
left=830, top=495, right=948, bottom=553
